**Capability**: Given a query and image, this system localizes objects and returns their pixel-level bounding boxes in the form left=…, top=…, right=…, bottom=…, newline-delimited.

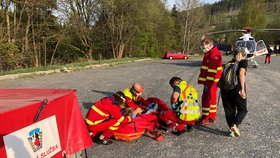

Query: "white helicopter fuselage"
left=235, top=33, right=268, bottom=67
left=205, top=26, right=278, bottom=68
left=236, top=33, right=256, bottom=55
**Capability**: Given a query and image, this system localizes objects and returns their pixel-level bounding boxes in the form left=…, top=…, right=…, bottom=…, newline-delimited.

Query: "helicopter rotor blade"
left=205, top=30, right=247, bottom=35
left=253, top=28, right=280, bottom=32
left=205, top=28, right=280, bottom=35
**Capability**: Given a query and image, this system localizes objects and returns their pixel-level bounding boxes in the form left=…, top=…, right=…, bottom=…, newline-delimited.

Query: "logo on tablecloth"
left=4, top=116, right=61, bottom=158
left=27, top=128, right=43, bottom=152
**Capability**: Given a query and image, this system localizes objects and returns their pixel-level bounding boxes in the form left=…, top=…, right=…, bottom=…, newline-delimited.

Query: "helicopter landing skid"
left=248, top=58, right=259, bottom=68
left=252, top=60, right=259, bottom=68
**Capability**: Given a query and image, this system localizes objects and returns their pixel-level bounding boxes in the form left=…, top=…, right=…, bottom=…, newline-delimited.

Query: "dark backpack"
left=217, top=61, right=239, bottom=90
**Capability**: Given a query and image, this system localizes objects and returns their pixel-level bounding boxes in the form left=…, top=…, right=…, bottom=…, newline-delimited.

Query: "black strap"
left=34, top=99, right=48, bottom=123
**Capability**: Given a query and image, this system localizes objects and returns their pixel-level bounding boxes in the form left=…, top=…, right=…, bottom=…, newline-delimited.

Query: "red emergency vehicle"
left=164, top=51, right=190, bottom=60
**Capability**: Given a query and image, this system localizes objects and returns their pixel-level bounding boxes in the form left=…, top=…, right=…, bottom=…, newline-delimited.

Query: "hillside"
left=205, top=0, right=280, bottom=46
left=210, top=0, right=280, bottom=16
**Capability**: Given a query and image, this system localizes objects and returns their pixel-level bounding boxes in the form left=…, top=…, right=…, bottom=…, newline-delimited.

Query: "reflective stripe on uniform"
left=178, top=101, right=200, bottom=121
left=181, top=83, right=190, bottom=99
left=210, top=104, right=216, bottom=112
left=199, top=77, right=206, bottom=81
left=201, top=66, right=208, bottom=69
left=110, top=116, right=125, bottom=128
left=109, top=126, right=119, bottom=130
left=202, top=112, right=209, bottom=115
left=206, top=76, right=214, bottom=81
left=202, top=107, right=210, bottom=111
left=208, top=69, right=217, bottom=73
left=214, top=79, right=219, bottom=82
left=85, top=106, right=109, bottom=126
left=202, top=106, right=209, bottom=116
left=85, top=118, right=105, bottom=125
left=92, top=106, right=109, bottom=117
left=117, top=116, right=124, bottom=123
left=128, top=116, right=132, bottom=122
left=210, top=104, right=216, bottom=108
left=209, top=66, right=223, bottom=73
left=180, top=109, right=200, bottom=114
left=206, top=76, right=220, bottom=82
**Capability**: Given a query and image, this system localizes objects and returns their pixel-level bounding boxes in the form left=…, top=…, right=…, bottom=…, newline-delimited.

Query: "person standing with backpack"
left=220, top=48, right=248, bottom=137
left=197, top=38, right=223, bottom=125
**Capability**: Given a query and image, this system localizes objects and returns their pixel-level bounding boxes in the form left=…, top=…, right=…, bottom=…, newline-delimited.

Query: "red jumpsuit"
left=160, top=110, right=195, bottom=131
left=198, top=46, right=222, bottom=121
left=145, top=97, right=169, bottom=111
left=85, top=96, right=133, bottom=139
left=122, top=88, right=149, bottom=109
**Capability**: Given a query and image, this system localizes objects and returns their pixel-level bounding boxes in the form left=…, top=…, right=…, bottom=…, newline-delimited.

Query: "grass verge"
left=0, top=57, right=147, bottom=77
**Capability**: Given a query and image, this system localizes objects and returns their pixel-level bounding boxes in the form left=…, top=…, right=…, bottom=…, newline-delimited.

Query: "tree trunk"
left=12, top=2, right=16, bottom=43
left=32, top=21, right=39, bottom=67
left=183, top=0, right=191, bottom=53
left=117, top=43, right=125, bottom=58
left=31, top=4, right=39, bottom=67
left=50, top=27, right=68, bottom=65
left=183, top=17, right=188, bottom=52
left=16, top=0, right=27, bottom=39
left=111, top=42, right=116, bottom=58
left=50, top=38, right=60, bottom=65
left=5, top=0, right=11, bottom=42
left=24, top=9, right=31, bottom=53
left=43, top=39, right=47, bottom=66
left=88, top=47, right=93, bottom=60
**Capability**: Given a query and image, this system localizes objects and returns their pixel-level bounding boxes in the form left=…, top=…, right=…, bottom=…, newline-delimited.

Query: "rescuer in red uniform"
left=264, top=48, right=272, bottom=64
left=122, top=83, right=150, bottom=115
left=197, top=37, right=222, bottom=125
left=85, top=91, right=136, bottom=145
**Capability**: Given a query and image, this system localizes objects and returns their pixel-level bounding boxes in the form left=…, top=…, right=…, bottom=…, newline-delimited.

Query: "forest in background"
left=0, top=0, right=279, bottom=71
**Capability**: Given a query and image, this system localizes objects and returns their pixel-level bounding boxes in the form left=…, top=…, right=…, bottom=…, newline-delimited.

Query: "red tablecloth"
left=0, top=89, right=93, bottom=158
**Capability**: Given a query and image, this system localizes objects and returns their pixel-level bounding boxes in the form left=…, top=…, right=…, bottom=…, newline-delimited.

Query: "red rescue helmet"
left=132, top=83, right=144, bottom=96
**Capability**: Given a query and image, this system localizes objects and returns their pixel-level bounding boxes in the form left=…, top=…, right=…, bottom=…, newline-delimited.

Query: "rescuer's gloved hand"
left=171, top=104, right=177, bottom=110
left=131, top=113, right=137, bottom=119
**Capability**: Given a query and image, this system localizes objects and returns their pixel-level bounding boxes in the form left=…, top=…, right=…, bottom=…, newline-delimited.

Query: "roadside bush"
left=0, top=41, right=20, bottom=71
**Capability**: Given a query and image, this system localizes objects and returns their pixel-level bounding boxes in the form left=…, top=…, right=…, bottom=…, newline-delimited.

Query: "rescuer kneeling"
left=85, top=91, right=137, bottom=145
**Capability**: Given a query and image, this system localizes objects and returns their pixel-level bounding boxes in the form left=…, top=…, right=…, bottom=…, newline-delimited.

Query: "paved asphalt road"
left=0, top=56, right=279, bottom=158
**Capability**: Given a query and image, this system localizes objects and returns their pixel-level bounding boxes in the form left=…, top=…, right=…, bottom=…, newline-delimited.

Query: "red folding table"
left=0, top=89, right=93, bottom=158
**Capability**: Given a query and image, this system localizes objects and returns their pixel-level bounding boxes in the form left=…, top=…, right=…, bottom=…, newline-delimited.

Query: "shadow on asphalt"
left=161, top=60, right=202, bottom=67
left=82, top=90, right=114, bottom=110
left=82, top=102, right=94, bottom=110
left=194, top=125, right=229, bottom=137
left=91, top=90, right=114, bottom=96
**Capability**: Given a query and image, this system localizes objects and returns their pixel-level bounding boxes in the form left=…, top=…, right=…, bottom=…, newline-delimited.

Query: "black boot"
left=99, top=137, right=113, bottom=145
left=171, top=129, right=186, bottom=136
left=186, top=125, right=194, bottom=132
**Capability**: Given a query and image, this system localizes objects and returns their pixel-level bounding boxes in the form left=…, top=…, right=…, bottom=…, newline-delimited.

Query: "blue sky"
left=203, top=0, right=220, bottom=4
left=167, top=0, right=220, bottom=9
